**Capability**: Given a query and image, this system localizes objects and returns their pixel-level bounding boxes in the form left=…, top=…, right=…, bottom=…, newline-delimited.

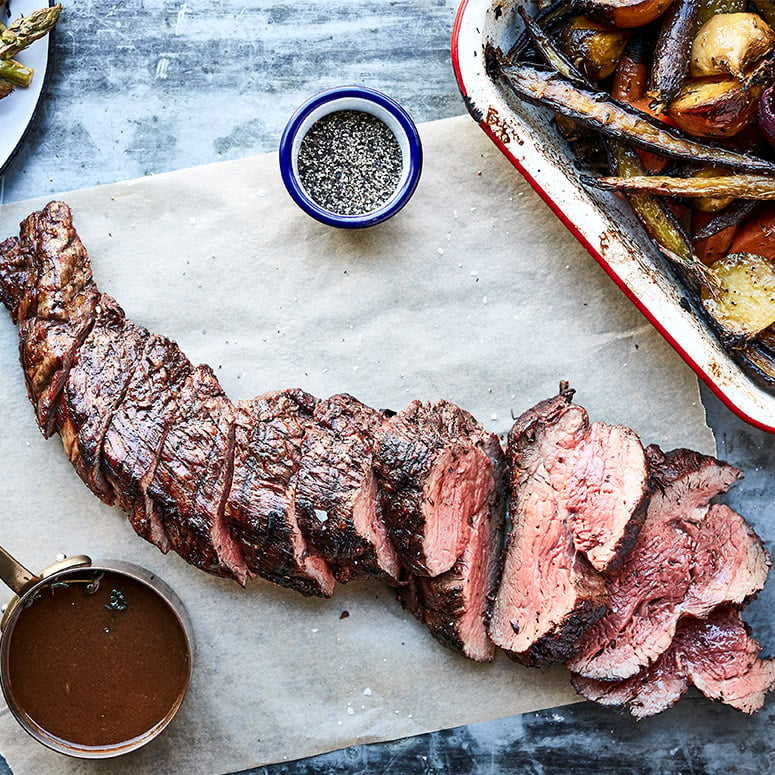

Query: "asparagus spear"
left=0, top=57, right=32, bottom=87
left=0, top=4, right=62, bottom=60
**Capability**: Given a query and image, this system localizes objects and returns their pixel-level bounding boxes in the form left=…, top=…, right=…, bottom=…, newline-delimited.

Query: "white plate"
left=452, top=0, right=775, bottom=434
left=0, top=0, right=54, bottom=176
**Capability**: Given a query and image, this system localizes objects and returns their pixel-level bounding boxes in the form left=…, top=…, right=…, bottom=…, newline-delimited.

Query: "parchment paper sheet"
left=0, top=115, right=714, bottom=774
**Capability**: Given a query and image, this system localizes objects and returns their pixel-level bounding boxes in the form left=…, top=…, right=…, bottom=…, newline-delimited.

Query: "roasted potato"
left=701, top=252, right=775, bottom=338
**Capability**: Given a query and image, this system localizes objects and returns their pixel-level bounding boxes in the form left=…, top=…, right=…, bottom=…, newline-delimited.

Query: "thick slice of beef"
left=400, top=432, right=507, bottom=662
left=572, top=606, right=775, bottom=718
left=306, top=396, right=398, bottom=583
left=11, top=203, right=98, bottom=436
left=567, top=448, right=747, bottom=681
left=373, top=399, right=495, bottom=577
left=295, top=393, right=401, bottom=583
left=148, top=365, right=249, bottom=584
left=561, top=422, right=649, bottom=572
left=101, top=334, right=193, bottom=553
left=488, top=391, right=607, bottom=666
left=56, top=294, right=150, bottom=504
left=225, top=388, right=336, bottom=597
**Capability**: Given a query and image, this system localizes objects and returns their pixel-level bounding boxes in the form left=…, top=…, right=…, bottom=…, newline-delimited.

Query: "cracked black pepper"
left=297, top=110, right=403, bottom=215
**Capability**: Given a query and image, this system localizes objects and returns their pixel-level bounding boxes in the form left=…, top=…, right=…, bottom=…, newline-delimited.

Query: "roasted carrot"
left=692, top=209, right=740, bottom=265
left=729, top=203, right=775, bottom=258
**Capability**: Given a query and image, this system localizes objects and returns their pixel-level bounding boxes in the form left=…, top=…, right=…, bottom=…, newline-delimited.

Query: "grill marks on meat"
left=488, top=392, right=607, bottom=665
left=148, top=365, right=249, bottom=584
left=567, top=448, right=749, bottom=681
left=400, top=432, right=507, bottom=662
left=57, top=294, right=150, bottom=504
left=374, top=400, right=496, bottom=578
left=295, top=393, right=401, bottom=584
left=2, top=204, right=773, bottom=719
left=102, top=334, right=193, bottom=553
left=225, top=389, right=336, bottom=597
left=572, top=606, right=775, bottom=718
left=6, top=203, right=98, bottom=437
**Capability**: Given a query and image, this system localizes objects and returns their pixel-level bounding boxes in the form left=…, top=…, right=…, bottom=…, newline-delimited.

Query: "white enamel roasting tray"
left=452, top=0, right=775, bottom=433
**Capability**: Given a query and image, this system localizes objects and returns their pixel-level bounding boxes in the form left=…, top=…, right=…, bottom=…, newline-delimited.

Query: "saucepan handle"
left=0, top=545, right=38, bottom=595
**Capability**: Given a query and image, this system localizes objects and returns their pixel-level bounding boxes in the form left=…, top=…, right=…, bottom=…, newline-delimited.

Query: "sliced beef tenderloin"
left=295, top=393, right=401, bottom=584
left=567, top=448, right=745, bottom=681
left=373, top=399, right=495, bottom=578
left=488, top=391, right=607, bottom=666
left=12, top=203, right=99, bottom=436
left=55, top=294, right=150, bottom=504
left=561, top=422, right=649, bottom=572
left=225, top=388, right=335, bottom=597
left=101, top=334, right=193, bottom=553
left=148, top=365, right=249, bottom=584
left=572, top=606, right=775, bottom=718
left=400, top=432, right=507, bottom=662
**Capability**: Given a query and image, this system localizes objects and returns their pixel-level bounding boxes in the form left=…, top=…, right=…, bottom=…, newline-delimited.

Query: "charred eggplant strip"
left=494, top=59, right=775, bottom=174
left=606, top=141, right=695, bottom=259
left=647, top=0, right=700, bottom=106
left=588, top=173, right=775, bottom=199
left=506, top=0, right=572, bottom=62
left=517, top=5, right=588, bottom=85
left=693, top=199, right=758, bottom=241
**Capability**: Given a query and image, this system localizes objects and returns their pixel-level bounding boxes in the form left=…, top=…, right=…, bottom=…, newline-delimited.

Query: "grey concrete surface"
left=1, top=1, right=774, bottom=773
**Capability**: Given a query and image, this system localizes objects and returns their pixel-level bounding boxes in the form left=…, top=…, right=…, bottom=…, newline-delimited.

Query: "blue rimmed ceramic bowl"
left=279, top=86, right=423, bottom=228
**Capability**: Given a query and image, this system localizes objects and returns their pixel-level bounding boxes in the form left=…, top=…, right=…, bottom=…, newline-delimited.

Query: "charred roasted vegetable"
left=587, top=171, right=775, bottom=198
left=494, top=59, right=775, bottom=172
left=648, top=0, right=701, bottom=106
left=570, top=0, right=674, bottom=28
left=700, top=252, right=775, bottom=338
left=690, top=12, right=775, bottom=79
left=559, top=15, right=631, bottom=80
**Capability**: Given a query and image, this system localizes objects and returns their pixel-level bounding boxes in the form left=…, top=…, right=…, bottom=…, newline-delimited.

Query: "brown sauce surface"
left=6, top=569, right=190, bottom=748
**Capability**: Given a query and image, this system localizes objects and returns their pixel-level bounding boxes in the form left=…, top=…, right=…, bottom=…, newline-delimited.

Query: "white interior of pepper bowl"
left=290, top=96, right=413, bottom=211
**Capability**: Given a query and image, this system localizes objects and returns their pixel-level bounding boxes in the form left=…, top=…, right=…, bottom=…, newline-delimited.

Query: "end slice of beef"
left=400, top=432, right=507, bottom=662
left=148, top=365, right=249, bottom=584
left=567, top=448, right=745, bottom=681
left=225, top=388, right=336, bottom=597
left=13, top=203, right=98, bottom=436
left=488, top=391, right=607, bottom=666
left=0, top=236, right=30, bottom=322
left=562, top=422, right=649, bottom=572
left=373, top=399, right=495, bottom=577
left=295, top=393, right=401, bottom=583
left=572, top=606, right=775, bottom=718
left=101, top=333, right=193, bottom=553
left=56, top=294, right=150, bottom=504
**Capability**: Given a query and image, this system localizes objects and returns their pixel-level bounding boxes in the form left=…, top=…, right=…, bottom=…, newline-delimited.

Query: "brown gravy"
left=6, top=569, right=190, bottom=749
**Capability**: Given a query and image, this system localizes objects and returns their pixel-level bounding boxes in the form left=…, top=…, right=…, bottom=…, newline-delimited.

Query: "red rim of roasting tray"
left=451, top=0, right=775, bottom=434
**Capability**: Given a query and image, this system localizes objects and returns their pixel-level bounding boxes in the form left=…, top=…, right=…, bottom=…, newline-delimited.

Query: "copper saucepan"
left=0, top=546, right=193, bottom=759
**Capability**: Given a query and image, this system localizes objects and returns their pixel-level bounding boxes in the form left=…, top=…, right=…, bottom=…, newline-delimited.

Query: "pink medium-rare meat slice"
left=6, top=203, right=98, bottom=436
left=561, top=422, right=649, bottom=572
left=400, top=432, right=507, bottom=662
left=567, top=447, right=745, bottom=681
left=295, top=393, right=401, bottom=583
left=225, top=388, right=336, bottom=598
left=148, top=365, right=249, bottom=584
left=56, top=294, right=150, bottom=505
left=572, top=607, right=775, bottom=718
left=373, top=399, right=495, bottom=577
left=488, top=391, right=607, bottom=666
left=101, top=334, right=194, bottom=553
